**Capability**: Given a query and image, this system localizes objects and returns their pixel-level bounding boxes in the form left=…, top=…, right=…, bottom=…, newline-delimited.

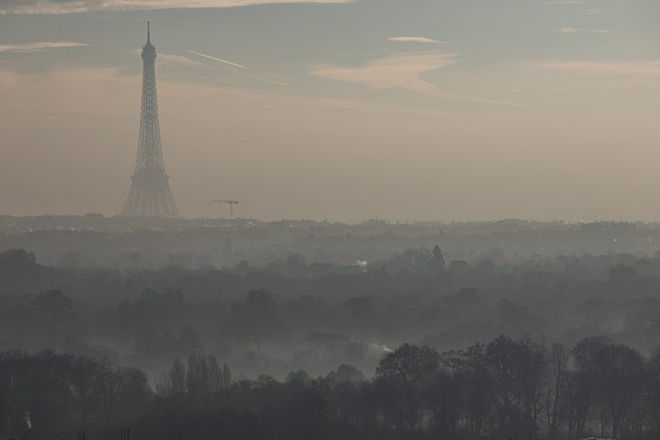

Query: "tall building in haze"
left=122, top=23, right=180, bottom=217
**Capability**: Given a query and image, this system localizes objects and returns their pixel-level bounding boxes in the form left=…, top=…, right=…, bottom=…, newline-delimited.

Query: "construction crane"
left=212, top=199, right=239, bottom=220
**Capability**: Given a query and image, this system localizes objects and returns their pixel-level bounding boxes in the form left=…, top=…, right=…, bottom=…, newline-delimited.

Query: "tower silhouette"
left=122, top=23, right=180, bottom=217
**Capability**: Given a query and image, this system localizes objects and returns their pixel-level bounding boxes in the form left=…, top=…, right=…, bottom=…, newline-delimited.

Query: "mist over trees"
left=5, top=244, right=660, bottom=370
left=4, top=223, right=660, bottom=439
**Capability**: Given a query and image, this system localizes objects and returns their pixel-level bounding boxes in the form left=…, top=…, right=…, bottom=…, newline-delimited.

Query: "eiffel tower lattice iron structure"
left=122, top=23, right=180, bottom=217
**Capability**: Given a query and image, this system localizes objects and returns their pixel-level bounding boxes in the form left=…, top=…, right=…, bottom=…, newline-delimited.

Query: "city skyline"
left=0, top=0, right=659, bottom=222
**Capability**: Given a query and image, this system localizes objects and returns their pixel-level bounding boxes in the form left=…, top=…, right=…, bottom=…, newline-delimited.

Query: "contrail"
left=437, top=91, right=545, bottom=110
left=187, top=49, right=292, bottom=86
left=236, top=70, right=292, bottom=87
left=186, top=50, right=247, bottom=69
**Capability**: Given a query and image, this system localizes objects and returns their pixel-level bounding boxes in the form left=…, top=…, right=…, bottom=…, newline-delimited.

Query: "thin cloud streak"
left=0, top=41, right=89, bottom=52
left=437, top=91, right=544, bottom=110
left=235, top=70, right=292, bottom=86
left=556, top=27, right=610, bottom=34
left=532, top=61, right=660, bottom=75
left=131, top=49, right=203, bottom=67
left=0, top=0, right=352, bottom=15
left=335, top=53, right=381, bottom=58
left=580, top=8, right=607, bottom=15
left=545, top=1, right=585, bottom=4
left=187, top=49, right=292, bottom=86
left=158, top=53, right=203, bottom=67
left=388, top=37, right=447, bottom=45
left=186, top=50, right=247, bottom=69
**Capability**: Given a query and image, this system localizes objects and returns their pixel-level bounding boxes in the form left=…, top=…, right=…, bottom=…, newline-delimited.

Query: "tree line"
left=3, top=334, right=660, bottom=440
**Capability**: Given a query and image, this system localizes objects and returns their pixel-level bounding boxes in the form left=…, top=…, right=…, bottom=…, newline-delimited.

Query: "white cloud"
left=556, top=27, right=610, bottom=34
left=0, top=41, right=88, bottom=52
left=312, top=53, right=459, bottom=93
left=311, top=54, right=539, bottom=109
left=532, top=61, right=660, bottom=75
left=0, top=0, right=352, bottom=15
left=387, top=37, right=447, bottom=45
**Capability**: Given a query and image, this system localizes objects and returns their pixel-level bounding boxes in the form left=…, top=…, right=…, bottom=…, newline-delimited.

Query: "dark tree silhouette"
left=227, top=289, right=280, bottom=355
left=427, top=245, right=446, bottom=274
left=376, top=343, right=440, bottom=432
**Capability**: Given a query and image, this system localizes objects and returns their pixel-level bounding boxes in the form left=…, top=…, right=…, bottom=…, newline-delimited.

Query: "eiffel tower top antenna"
left=147, top=21, right=150, bottom=44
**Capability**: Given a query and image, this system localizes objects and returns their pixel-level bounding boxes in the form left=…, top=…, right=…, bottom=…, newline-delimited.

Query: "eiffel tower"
left=122, top=23, right=180, bottom=217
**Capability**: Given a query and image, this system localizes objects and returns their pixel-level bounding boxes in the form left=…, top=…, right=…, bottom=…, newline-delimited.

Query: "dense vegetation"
left=3, top=335, right=660, bottom=440
left=3, top=246, right=660, bottom=439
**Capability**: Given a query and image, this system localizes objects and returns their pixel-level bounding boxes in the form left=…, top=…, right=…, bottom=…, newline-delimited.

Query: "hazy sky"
left=1, top=0, right=659, bottom=222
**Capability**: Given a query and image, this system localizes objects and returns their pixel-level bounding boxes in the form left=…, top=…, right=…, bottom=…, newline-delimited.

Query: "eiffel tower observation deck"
left=122, top=23, right=180, bottom=217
